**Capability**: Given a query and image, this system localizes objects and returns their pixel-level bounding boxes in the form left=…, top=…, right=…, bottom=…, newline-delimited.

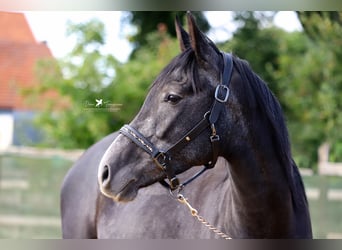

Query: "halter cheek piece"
left=120, top=52, right=233, bottom=191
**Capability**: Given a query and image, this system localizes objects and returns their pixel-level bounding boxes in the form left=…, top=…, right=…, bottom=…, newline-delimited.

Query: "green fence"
left=0, top=154, right=341, bottom=238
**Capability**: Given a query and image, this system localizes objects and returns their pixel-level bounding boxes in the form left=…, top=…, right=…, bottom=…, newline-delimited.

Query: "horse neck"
left=225, top=142, right=291, bottom=201
left=244, top=112, right=295, bottom=190
left=219, top=114, right=298, bottom=236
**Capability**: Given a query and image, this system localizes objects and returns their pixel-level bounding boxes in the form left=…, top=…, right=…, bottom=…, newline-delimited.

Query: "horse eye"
left=165, top=94, right=182, bottom=104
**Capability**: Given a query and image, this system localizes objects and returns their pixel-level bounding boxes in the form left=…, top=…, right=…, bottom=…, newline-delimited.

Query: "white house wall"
left=0, top=111, right=14, bottom=149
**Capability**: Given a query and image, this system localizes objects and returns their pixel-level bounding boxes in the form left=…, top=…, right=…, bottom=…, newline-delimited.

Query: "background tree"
left=280, top=12, right=342, bottom=165
left=296, top=11, right=342, bottom=42
left=125, top=11, right=209, bottom=58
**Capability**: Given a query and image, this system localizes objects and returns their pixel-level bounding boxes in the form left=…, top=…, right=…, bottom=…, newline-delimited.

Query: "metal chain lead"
left=177, top=194, right=232, bottom=240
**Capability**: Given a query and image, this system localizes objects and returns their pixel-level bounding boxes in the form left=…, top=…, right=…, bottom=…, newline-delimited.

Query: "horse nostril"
left=101, top=165, right=110, bottom=184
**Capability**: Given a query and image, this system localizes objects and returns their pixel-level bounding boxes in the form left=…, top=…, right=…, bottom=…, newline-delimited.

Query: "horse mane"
left=233, top=56, right=291, bottom=160
left=232, top=56, right=305, bottom=204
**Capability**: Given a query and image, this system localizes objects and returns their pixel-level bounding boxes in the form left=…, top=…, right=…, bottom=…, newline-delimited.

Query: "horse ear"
left=175, top=15, right=190, bottom=52
left=187, top=12, right=217, bottom=63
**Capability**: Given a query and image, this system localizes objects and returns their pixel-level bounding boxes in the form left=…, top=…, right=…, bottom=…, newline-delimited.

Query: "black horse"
left=61, top=13, right=312, bottom=238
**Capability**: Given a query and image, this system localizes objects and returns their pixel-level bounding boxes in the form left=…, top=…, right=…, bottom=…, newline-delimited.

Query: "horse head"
left=98, top=13, right=243, bottom=202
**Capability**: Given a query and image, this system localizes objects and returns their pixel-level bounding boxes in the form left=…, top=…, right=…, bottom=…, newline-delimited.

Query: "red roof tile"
left=0, top=11, right=54, bottom=110
left=0, top=12, right=36, bottom=43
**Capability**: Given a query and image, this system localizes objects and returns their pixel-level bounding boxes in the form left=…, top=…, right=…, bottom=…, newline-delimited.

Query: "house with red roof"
left=0, top=12, right=53, bottom=149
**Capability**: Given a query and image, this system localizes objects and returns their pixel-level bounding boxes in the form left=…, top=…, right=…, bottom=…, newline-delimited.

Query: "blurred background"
left=0, top=11, right=341, bottom=238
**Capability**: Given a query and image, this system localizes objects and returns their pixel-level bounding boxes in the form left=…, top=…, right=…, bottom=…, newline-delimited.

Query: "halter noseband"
left=119, top=52, right=233, bottom=191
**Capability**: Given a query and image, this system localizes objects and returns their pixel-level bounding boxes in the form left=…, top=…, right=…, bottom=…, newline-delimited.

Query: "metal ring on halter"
left=168, top=183, right=185, bottom=198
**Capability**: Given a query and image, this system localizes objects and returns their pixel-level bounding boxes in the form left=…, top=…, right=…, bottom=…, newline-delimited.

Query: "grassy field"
left=0, top=154, right=71, bottom=238
left=0, top=154, right=342, bottom=238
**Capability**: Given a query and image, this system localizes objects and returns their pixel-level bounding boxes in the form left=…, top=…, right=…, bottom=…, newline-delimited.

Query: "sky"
left=24, top=11, right=302, bottom=63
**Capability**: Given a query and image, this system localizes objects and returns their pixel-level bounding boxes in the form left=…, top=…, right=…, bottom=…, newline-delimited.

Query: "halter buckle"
left=210, top=134, right=220, bottom=142
left=215, top=85, right=230, bottom=103
left=169, top=177, right=180, bottom=190
left=210, top=123, right=220, bottom=142
left=153, top=151, right=169, bottom=170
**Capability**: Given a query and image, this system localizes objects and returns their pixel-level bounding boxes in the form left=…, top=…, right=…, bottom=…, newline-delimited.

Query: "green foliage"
left=297, top=12, right=342, bottom=44
left=24, top=19, right=118, bottom=148
left=292, top=12, right=342, bottom=165
left=26, top=19, right=180, bottom=149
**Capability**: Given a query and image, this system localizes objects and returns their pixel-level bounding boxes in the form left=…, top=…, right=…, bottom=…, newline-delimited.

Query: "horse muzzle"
left=98, top=163, right=139, bottom=202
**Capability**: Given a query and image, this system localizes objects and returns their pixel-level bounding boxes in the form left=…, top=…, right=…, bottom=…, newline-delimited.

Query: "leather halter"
left=120, top=52, right=233, bottom=190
